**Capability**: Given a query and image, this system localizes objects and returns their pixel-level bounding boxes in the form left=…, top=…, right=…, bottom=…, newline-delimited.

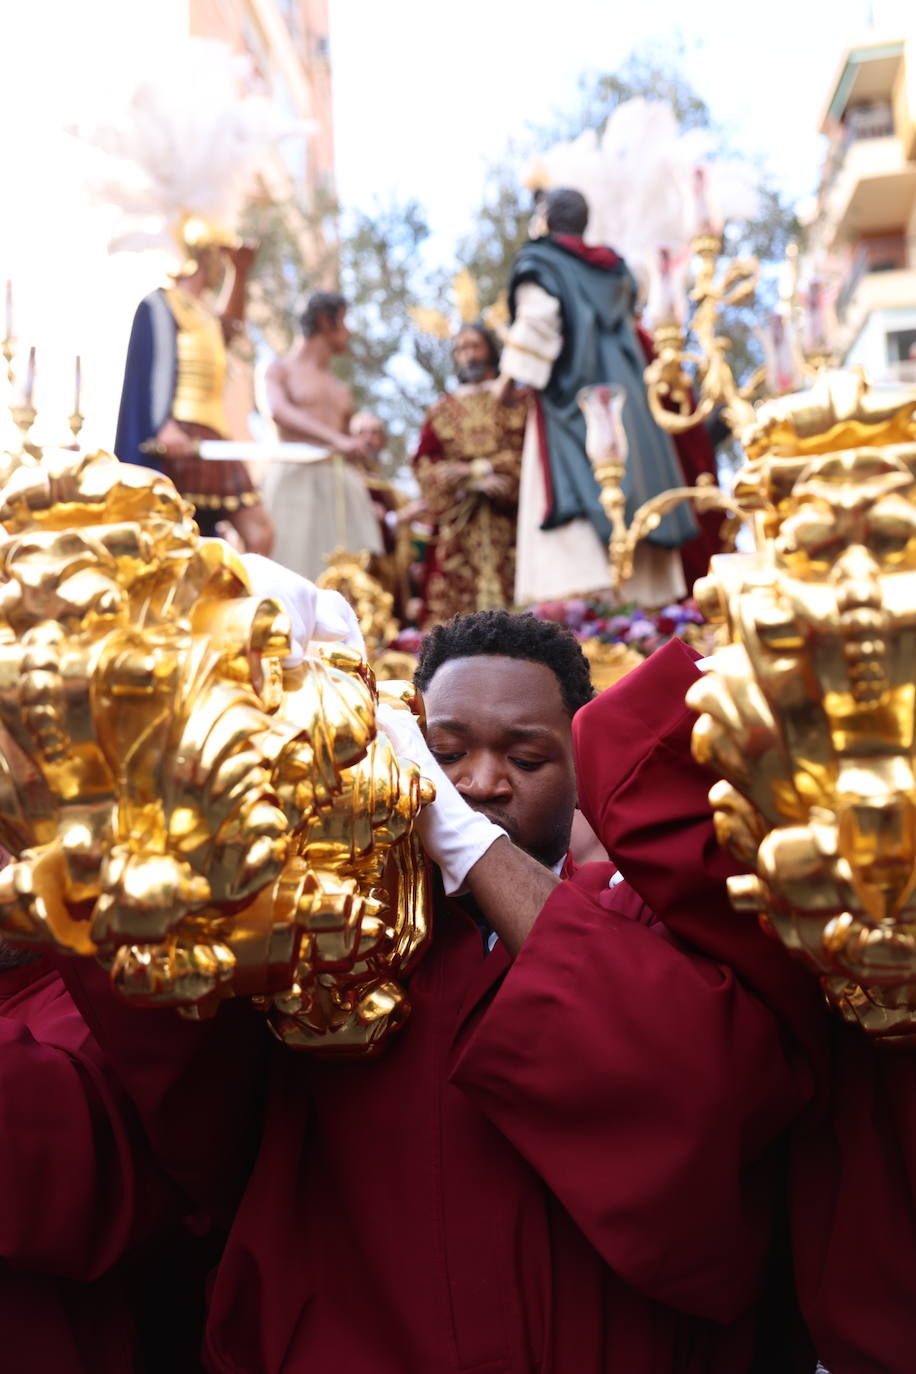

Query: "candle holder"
left=644, top=231, right=764, bottom=440
left=68, top=411, right=85, bottom=447
left=9, top=400, right=39, bottom=459
left=578, top=383, right=746, bottom=589
left=2, top=336, right=14, bottom=389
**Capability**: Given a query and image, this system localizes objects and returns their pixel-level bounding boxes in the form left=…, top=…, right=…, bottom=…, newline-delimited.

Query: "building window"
left=886, top=328, right=916, bottom=365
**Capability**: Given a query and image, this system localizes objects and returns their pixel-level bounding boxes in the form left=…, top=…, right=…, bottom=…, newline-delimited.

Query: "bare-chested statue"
left=262, top=291, right=383, bottom=579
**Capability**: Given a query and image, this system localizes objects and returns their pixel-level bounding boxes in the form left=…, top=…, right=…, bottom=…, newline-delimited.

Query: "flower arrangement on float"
left=386, top=598, right=719, bottom=692
left=524, top=597, right=720, bottom=689
left=526, top=596, right=706, bottom=654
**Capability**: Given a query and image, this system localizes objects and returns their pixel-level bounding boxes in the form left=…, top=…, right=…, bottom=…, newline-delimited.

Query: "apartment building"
left=809, top=35, right=916, bottom=380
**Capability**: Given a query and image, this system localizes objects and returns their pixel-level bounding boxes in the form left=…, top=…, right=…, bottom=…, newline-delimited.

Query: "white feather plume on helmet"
left=71, top=38, right=305, bottom=264
left=525, top=97, right=759, bottom=285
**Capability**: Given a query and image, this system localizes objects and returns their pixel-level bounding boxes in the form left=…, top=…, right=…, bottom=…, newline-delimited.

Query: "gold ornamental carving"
left=643, top=234, right=764, bottom=439
left=578, top=382, right=745, bottom=590
left=0, top=446, right=433, bottom=1054
left=687, top=371, right=916, bottom=1043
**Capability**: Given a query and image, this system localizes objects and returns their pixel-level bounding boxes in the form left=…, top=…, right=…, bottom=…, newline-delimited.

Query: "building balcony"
left=819, top=133, right=916, bottom=246
left=836, top=265, right=916, bottom=355
left=836, top=234, right=909, bottom=317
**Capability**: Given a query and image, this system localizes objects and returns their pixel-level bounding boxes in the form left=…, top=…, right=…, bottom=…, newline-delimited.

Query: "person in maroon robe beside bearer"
left=0, top=925, right=232, bottom=1374
left=53, top=561, right=821, bottom=1374
left=572, top=637, right=916, bottom=1374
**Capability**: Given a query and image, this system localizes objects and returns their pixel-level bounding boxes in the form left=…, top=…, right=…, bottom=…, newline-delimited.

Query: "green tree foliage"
left=337, top=200, right=450, bottom=470
left=458, top=46, right=798, bottom=473
left=463, top=50, right=796, bottom=353
left=241, top=188, right=338, bottom=352
left=242, top=190, right=448, bottom=473
left=242, top=46, right=797, bottom=473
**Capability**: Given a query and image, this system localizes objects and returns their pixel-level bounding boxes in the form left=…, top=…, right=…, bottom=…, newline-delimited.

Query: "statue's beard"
left=456, top=361, right=490, bottom=384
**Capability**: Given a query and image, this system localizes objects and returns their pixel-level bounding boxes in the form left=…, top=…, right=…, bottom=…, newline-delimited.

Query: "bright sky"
left=2, top=0, right=914, bottom=451
left=330, top=0, right=915, bottom=243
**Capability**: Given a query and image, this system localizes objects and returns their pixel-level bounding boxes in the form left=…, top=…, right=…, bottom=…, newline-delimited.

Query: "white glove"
left=241, top=553, right=365, bottom=665
left=377, top=704, right=507, bottom=895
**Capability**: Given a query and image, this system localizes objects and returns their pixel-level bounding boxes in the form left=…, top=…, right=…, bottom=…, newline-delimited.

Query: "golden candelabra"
left=9, top=399, right=37, bottom=455
left=644, top=232, right=765, bottom=438
left=0, top=444, right=435, bottom=1055
left=3, top=286, right=83, bottom=454
left=2, top=337, right=13, bottom=390
left=578, top=382, right=746, bottom=589
left=584, top=229, right=849, bottom=593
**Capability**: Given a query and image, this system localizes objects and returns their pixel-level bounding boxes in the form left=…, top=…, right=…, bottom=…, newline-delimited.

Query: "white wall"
left=845, top=304, right=916, bottom=377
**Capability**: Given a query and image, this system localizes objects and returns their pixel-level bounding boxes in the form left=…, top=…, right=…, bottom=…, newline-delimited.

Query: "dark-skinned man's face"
left=422, top=655, right=577, bottom=868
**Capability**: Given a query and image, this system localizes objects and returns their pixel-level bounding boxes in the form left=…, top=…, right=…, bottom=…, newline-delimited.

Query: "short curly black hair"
left=414, top=610, right=594, bottom=717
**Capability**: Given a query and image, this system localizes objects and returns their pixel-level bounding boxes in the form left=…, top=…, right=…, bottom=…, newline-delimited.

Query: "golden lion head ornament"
left=0, top=446, right=433, bottom=1054
left=688, top=368, right=916, bottom=1043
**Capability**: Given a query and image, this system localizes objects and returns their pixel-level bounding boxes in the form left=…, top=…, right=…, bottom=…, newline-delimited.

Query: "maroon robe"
left=62, top=845, right=811, bottom=1373
left=0, top=957, right=188, bottom=1373
left=574, top=639, right=916, bottom=1374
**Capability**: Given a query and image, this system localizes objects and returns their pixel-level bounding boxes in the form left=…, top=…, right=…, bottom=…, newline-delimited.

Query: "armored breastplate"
left=166, top=287, right=229, bottom=436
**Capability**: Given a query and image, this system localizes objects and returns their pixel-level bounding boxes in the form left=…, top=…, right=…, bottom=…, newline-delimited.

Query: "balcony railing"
left=818, top=102, right=898, bottom=204
left=836, top=234, right=909, bottom=320
left=846, top=101, right=896, bottom=140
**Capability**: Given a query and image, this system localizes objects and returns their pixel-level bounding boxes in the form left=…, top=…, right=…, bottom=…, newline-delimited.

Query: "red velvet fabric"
left=64, top=853, right=810, bottom=1374
left=0, top=959, right=185, bottom=1373
left=574, top=639, right=916, bottom=1373
left=550, top=234, right=622, bottom=271
left=205, top=876, right=808, bottom=1373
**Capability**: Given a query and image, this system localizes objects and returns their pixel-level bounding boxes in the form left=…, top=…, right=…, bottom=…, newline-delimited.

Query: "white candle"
left=23, top=346, right=35, bottom=405
left=692, top=166, right=719, bottom=237
left=74, top=355, right=82, bottom=415
left=804, top=278, right=830, bottom=356
left=765, top=313, right=800, bottom=394
left=649, top=247, right=686, bottom=327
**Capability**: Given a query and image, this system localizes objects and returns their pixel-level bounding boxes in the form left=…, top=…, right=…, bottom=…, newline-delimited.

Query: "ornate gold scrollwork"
left=0, top=446, right=433, bottom=1054
left=688, top=372, right=916, bottom=1042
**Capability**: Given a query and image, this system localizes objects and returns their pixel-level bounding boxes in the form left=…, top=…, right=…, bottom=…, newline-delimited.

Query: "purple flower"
left=563, top=598, right=588, bottom=629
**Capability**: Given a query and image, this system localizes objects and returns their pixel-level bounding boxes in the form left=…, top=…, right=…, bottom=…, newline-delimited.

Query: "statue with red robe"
left=413, top=323, right=526, bottom=625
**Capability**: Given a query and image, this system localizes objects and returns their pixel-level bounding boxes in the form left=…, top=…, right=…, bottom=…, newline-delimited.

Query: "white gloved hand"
left=241, top=553, right=365, bottom=665
left=377, top=704, right=507, bottom=895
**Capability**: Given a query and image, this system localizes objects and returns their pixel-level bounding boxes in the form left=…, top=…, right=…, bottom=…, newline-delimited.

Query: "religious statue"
left=413, top=321, right=526, bottom=625
left=116, top=219, right=273, bottom=551
left=261, top=291, right=383, bottom=580
left=73, top=38, right=296, bottom=554
left=349, top=410, right=416, bottom=622
left=501, top=187, right=698, bottom=608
